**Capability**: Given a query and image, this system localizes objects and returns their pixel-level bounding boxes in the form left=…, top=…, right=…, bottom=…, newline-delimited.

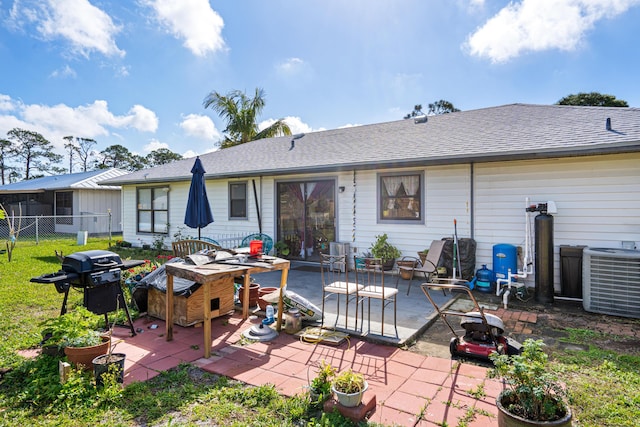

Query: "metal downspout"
left=470, top=163, right=474, bottom=239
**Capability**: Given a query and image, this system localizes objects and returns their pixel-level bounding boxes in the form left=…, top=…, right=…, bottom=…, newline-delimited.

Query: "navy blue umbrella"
left=184, top=156, right=214, bottom=239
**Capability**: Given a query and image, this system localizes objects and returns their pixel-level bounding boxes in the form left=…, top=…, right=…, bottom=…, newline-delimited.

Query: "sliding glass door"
left=277, top=180, right=335, bottom=262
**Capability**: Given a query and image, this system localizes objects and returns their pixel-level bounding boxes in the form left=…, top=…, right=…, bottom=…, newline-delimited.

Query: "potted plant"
left=40, top=307, right=109, bottom=369
left=274, top=241, right=290, bottom=257
left=308, top=361, right=336, bottom=409
left=92, top=312, right=126, bottom=386
left=396, top=257, right=418, bottom=280
left=489, top=339, right=572, bottom=427
left=331, top=368, right=368, bottom=407
left=417, top=248, right=429, bottom=265
left=369, top=233, right=401, bottom=270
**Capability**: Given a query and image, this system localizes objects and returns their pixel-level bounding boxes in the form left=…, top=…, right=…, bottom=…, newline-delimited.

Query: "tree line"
left=0, top=129, right=183, bottom=185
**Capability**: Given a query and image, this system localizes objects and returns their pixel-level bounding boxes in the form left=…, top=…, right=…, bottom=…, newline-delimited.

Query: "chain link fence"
left=0, top=213, right=115, bottom=243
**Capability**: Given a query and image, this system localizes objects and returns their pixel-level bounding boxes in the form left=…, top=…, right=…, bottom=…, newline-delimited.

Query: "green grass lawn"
left=0, top=238, right=638, bottom=426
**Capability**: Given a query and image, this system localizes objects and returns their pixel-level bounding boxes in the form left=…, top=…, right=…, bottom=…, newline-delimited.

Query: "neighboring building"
left=102, top=104, right=640, bottom=293
left=0, top=168, right=127, bottom=234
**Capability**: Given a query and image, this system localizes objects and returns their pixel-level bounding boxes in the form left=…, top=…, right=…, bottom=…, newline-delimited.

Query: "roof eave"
left=104, top=140, right=640, bottom=186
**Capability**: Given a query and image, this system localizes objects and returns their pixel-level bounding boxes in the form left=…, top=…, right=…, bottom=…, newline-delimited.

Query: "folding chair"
left=395, top=240, right=446, bottom=295
left=319, top=253, right=363, bottom=331
left=355, top=256, right=398, bottom=337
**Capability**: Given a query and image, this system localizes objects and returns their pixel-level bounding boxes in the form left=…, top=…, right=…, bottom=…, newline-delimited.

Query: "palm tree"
left=203, top=88, right=292, bottom=148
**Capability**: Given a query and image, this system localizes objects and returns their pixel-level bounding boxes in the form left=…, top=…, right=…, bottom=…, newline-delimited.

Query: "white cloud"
left=49, top=64, right=77, bottom=79
left=0, top=94, right=16, bottom=112
left=338, top=123, right=361, bottom=129
left=9, top=0, right=124, bottom=58
left=180, top=114, right=221, bottom=140
left=121, top=105, right=159, bottom=133
left=259, top=116, right=324, bottom=136
left=465, top=0, right=640, bottom=63
left=276, top=57, right=306, bottom=75
left=143, top=138, right=169, bottom=153
left=144, top=0, right=226, bottom=57
left=0, top=96, right=157, bottom=151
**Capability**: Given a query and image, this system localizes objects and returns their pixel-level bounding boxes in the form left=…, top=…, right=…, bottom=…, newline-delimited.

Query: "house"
left=0, top=168, right=127, bottom=234
left=102, top=104, right=640, bottom=293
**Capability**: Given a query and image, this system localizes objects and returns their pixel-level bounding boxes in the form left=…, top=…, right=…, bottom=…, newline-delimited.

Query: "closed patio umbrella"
left=184, top=156, right=214, bottom=239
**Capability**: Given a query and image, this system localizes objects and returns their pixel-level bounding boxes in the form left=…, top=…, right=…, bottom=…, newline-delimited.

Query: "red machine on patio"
left=421, top=282, right=522, bottom=360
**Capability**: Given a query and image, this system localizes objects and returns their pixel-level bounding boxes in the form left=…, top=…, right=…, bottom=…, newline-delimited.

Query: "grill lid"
left=62, top=250, right=124, bottom=273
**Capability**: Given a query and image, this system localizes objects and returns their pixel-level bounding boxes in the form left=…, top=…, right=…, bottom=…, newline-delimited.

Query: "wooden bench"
left=171, top=239, right=221, bottom=258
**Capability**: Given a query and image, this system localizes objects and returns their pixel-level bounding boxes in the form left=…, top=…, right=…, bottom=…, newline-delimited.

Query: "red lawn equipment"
left=421, top=283, right=522, bottom=360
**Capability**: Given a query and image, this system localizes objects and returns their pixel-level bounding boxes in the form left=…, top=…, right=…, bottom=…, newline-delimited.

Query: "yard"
left=0, top=238, right=639, bottom=426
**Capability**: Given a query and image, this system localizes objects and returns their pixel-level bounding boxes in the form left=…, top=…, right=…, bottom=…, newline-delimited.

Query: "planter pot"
left=397, top=260, right=416, bottom=280
left=93, top=353, right=126, bottom=386
left=496, top=391, right=572, bottom=427
left=332, top=381, right=368, bottom=407
left=382, top=259, right=395, bottom=271
left=41, top=344, right=64, bottom=357
left=64, top=337, right=110, bottom=370
left=239, top=283, right=261, bottom=308
left=257, top=287, right=279, bottom=311
left=418, top=251, right=428, bottom=265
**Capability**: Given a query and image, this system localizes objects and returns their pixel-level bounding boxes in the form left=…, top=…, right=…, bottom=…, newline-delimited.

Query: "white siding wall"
left=77, top=189, right=123, bottom=233
left=121, top=152, right=640, bottom=294
left=474, top=153, right=640, bottom=291
left=342, top=166, right=471, bottom=259
left=54, top=189, right=122, bottom=234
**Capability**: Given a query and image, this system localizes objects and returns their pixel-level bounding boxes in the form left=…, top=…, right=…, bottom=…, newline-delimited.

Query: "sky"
left=1, top=0, right=640, bottom=170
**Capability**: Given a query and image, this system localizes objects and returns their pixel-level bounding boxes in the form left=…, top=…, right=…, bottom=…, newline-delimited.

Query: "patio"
left=115, top=310, right=505, bottom=426
left=110, top=262, right=511, bottom=426
left=252, top=261, right=455, bottom=346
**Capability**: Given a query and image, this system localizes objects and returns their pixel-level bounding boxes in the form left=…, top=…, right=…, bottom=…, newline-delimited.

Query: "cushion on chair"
left=324, top=280, right=363, bottom=294
left=360, top=286, right=399, bottom=298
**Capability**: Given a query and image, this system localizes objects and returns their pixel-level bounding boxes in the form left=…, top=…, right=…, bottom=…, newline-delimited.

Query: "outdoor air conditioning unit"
left=583, top=247, right=640, bottom=318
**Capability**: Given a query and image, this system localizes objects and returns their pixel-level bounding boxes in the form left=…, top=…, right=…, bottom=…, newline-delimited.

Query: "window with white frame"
left=137, top=187, right=169, bottom=233
left=378, top=172, right=422, bottom=222
left=229, top=182, right=247, bottom=219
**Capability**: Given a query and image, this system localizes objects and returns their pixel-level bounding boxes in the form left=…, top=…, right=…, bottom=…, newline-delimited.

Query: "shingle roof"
left=102, top=104, right=640, bottom=185
left=0, top=168, right=127, bottom=193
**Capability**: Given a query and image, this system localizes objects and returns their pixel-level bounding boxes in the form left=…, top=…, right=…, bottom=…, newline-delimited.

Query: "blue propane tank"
left=474, top=264, right=495, bottom=293
left=493, top=244, right=517, bottom=282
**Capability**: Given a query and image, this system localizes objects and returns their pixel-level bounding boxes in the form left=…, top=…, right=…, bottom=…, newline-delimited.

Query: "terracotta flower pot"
left=257, top=287, right=279, bottom=310
left=397, top=260, right=416, bottom=280
left=64, top=336, right=110, bottom=370
left=238, top=283, right=261, bottom=308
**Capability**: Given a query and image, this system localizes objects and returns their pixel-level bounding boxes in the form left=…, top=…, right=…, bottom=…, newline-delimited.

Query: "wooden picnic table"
left=164, top=257, right=290, bottom=358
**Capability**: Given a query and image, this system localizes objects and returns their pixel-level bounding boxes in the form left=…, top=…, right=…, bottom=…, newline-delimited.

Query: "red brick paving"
left=105, top=312, right=510, bottom=426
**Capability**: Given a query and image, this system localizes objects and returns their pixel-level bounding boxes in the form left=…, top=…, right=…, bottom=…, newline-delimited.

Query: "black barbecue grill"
left=31, top=250, right=144, bottom=336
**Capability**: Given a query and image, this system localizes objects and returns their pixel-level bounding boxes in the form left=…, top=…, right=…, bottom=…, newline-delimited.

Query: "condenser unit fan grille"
left=583, top=248, right=640, bottom=318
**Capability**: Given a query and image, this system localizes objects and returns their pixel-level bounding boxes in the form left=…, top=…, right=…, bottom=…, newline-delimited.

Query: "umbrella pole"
left=252, top=179, right=262, bottom=233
